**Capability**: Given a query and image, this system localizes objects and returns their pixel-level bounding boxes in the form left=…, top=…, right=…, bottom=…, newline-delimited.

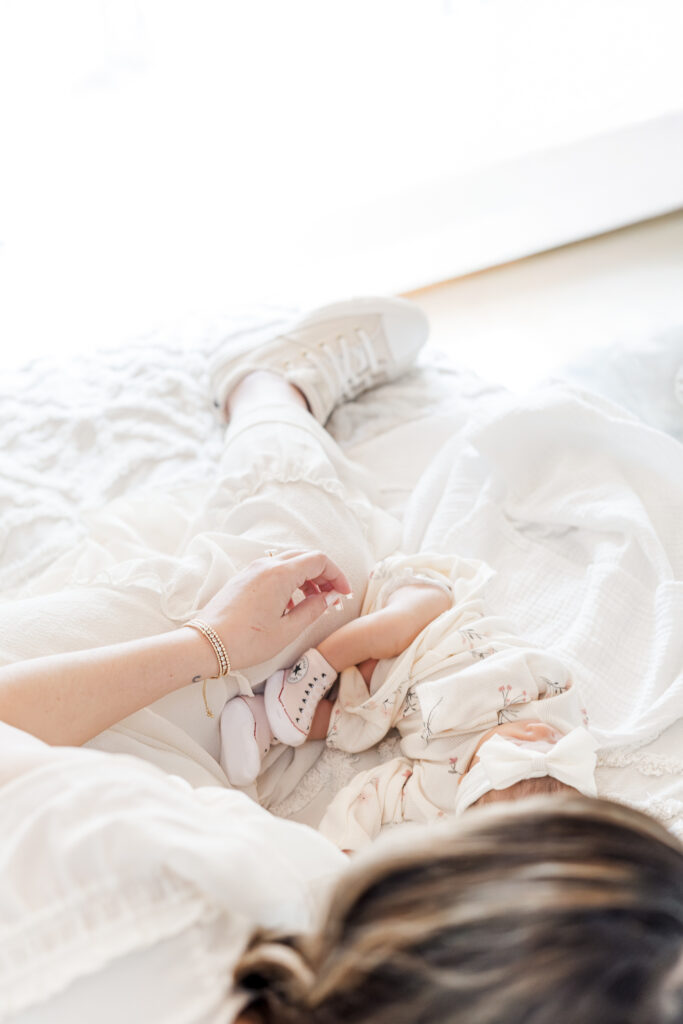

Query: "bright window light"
left=0, top=0, right=682, bottom=364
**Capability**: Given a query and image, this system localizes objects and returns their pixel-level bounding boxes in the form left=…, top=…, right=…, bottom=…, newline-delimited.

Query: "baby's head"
left=455, top=720, right=597, bottom=814
left=472, top=775, right=577, bottom=807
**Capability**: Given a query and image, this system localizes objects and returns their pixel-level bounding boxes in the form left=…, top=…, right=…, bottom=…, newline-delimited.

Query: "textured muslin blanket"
left=402, top=385, right=683, bottom=749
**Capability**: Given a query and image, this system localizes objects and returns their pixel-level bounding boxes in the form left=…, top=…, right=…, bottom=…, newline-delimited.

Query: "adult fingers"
left=266, top=548, right=348, bottom=590
left=273, top=550, right=343, bottom=589
left=265, top=550, right=341, bottom=593
left=300, top=580, right=322, bottom=597
left=281, top=591, right=329, bottom=636
left=283, top=550, right=352, bottom=595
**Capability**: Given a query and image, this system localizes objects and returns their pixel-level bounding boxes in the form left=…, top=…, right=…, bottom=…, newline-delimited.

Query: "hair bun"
left=235, top=938, right=315, bottom=1014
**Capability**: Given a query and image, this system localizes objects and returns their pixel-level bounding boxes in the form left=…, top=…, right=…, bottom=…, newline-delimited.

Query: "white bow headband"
left=454, top=726, right=598, bottom=815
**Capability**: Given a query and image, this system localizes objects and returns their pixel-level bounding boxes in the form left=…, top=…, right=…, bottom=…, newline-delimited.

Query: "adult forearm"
left=0, top=627, right=215, bottom=746
left=0, top=550, right=352, bottom=748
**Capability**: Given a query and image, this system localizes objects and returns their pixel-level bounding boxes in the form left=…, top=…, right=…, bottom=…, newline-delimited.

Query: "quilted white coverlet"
left=1, top=311, right=681, bottom=836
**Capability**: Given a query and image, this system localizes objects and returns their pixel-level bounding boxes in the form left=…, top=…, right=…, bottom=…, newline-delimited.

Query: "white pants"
left=0, top=403, right=402, bottom=787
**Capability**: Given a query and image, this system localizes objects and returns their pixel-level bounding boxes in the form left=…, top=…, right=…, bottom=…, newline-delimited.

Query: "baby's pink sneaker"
left=264, top=649, right=337, bottom=746
left=219, top=694, right=274, bottom=787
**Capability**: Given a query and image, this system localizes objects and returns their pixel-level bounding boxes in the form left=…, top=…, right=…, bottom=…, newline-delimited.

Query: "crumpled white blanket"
left=402, top=384, right=683, bottom=750
left=1, top=312, right=681, bottom=837
left=0, top=720, right=345, bottom=1021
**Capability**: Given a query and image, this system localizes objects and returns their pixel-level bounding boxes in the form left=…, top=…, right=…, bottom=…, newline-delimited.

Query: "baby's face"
left=466, top=720, right=563, bottom=773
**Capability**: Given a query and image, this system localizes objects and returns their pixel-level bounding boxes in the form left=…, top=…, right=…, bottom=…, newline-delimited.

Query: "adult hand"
left=194, top=550, right=352, bottom=671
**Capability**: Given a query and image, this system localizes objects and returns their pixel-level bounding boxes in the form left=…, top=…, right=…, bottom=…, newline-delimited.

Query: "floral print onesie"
left=319, top=552, right=588, bottom=851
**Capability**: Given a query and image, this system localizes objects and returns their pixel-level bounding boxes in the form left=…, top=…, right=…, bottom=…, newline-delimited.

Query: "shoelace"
left=356, top=327, right=381, bottom=375
left=295, top=674, right=330, bottom=728
left=307, top=327, right=382, bottom=400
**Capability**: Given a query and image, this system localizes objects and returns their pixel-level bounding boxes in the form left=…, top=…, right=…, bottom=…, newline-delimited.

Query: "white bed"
left=1, top=309, right=681, bottom=838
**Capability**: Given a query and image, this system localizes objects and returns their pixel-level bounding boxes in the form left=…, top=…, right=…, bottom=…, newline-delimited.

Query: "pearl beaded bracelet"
left=185, top=618, right=232, bottom=718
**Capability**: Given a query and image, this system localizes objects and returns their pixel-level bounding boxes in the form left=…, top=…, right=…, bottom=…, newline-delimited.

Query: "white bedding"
left=1, top=310, right=681, bottom=837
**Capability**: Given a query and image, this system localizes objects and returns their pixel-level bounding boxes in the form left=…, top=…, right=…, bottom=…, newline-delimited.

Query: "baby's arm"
left=305, top=582, right=451, bottom=742
left=318, top=582, right=451, bottom=675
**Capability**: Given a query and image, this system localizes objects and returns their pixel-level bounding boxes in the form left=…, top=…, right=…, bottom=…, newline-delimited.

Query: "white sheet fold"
left=403, top=384, right=683, bottom=749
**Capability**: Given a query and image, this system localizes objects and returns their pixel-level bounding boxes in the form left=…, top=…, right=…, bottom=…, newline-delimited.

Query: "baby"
left=220, top=552, right=598, bottom=851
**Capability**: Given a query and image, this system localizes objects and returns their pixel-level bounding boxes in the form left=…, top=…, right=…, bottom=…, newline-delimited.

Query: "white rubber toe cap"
left=380, top=303, right=430, bottom=368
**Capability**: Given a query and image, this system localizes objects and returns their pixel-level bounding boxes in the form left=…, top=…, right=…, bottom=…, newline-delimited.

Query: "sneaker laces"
left=309, top=327, right=382, bottom=400
left=356, top=327, right=381, bottom=375
left=292, top=667, right=330, bottom=729
left=302, top=681, right=327, bottom=728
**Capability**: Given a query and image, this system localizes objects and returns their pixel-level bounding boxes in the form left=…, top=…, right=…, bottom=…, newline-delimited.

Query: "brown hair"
left=235, top=796, right=683, bottom=1024
left=471, top=776, right=577, bottom=807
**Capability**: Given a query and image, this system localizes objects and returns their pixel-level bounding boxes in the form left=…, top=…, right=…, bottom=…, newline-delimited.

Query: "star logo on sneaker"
left=287, top=656, right=308, bottom=683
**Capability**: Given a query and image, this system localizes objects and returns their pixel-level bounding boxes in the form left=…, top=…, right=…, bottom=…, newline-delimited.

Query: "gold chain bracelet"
left=185, top=618, right=232, bottom=718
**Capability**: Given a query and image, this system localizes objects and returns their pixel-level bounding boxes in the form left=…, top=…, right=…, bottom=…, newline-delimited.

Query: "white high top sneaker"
left=209, top=296, right=429, bottom=424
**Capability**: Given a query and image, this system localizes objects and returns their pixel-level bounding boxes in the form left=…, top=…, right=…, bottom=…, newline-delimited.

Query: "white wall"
left=1, top=0, right=682, bottom=365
